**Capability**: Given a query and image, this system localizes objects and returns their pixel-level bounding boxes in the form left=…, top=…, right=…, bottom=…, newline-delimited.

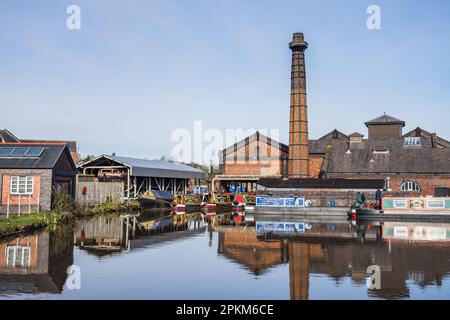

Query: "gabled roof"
left=349, top=132, right=364, bottom=138
left=220, top=131, right=289, bottom=155
left=309, top=130, right=349, bottom=155
left=365, top=114, right=405, bottom=127
left=0, top=143, right=75, bottom=170
left=0, top=129, right=20, bottom=143
left=403, top=127, right=450, bottom=148
left=79, top=155, right=205, bottom=179
left=317, top=129, right=349, bottom=141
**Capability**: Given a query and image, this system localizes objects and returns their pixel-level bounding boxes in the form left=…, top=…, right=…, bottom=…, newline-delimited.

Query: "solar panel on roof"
left=25, top=147, right=44, bottom=157
left=0, top=147, right=14, bottom=156
left=10, top=147, right=29, bottom=156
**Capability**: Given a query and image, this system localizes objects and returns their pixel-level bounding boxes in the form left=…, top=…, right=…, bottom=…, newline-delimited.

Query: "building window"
left=400, top=181, right=421, bottom=192
left=404, top=137, right=421, bottom=146
left=6, top=246, right=31, bottom=267
left=10, top=176, right=34, bottom=195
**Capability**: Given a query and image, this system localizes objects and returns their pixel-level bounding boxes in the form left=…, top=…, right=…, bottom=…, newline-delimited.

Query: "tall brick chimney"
left=288, top=32, right=309, bottom=178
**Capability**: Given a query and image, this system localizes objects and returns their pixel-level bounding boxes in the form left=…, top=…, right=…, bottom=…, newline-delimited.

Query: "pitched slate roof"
left=364, top=114, right=405, bottom=127
left=220, top=131, right=289, bottom=155
left=80, top=155, right=205, bottom=179
left=0, top=143, right=73, bottom=169
left=349, top=132, right=364, bottom=138
left=0, top=129, right=20, bottom=142
left=403, top=127, right=450, bottom=148
left=325, top=147, right=450, bottom=174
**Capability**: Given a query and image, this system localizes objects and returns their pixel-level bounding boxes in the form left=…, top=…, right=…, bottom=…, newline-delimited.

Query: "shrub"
left=53, top=191, right=75, bottom=214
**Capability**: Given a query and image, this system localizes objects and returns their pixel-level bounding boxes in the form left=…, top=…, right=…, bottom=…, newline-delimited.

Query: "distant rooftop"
left=365, top=114, right=406, bottom=127
left=349, top=132, right=364, bottom=138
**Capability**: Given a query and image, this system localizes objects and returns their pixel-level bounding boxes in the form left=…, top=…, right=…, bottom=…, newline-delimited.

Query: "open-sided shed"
left=78, top=155, right=205, bottom=198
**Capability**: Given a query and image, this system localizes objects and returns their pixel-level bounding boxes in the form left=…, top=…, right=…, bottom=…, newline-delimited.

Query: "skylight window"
left=0, top=147, right=44, bottom=157
left=25, top=147, right=44, bottom=157
left=10, top=147, right=29, bottom=156
left=0, top=147, right=14, bottom=156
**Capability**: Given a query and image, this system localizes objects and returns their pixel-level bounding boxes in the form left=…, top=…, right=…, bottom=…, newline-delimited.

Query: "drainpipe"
left=127, top=167, right=130, bottom=200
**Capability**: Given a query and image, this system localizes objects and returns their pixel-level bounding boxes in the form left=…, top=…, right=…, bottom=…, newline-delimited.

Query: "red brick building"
left=216, top=32, right=450, bottom=198
left=216, top=132, right=289, bottom=193
left=321, top=115, right=450, bottom=197
left=0, top=143, right=77, bottom=215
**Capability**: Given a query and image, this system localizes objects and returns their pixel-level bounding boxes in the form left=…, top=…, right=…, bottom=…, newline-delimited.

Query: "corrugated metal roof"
left=82, top=155, right=205, bottom=179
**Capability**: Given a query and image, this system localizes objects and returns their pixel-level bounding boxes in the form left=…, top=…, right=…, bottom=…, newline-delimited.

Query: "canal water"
left=1, top=212, right=450, bottom=300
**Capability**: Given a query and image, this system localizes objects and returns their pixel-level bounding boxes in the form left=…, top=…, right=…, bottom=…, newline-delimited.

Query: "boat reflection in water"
left=215, top=215, right=450, bottom=300
left=0, top=226, right=74, bottom=296
left=74, top=211, right=207, bottom=257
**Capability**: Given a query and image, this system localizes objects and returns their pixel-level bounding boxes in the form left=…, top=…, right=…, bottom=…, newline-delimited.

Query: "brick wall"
left=224, top=141, right=289, bottom=176
left=0, top=169, right=53, bottom=215
left=389, top=176, right=450, bottom=196
left=327, top=173, right=450, bottom=197
left=256, top=188, right=376, bottom=207
left=309, top=155, right=324, bottom=178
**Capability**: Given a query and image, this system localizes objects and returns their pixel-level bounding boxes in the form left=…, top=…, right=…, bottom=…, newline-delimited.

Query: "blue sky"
left=1, top=0, right=449, bottom=163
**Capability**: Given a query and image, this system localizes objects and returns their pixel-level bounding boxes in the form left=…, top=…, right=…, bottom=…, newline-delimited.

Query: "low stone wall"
left=256, top=189, right=376, bottom=207
left=0, top=205, right=41, bottom=218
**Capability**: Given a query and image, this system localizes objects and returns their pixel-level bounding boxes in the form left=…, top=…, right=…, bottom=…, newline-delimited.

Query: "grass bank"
left=0, top=211, right=65, bottom=237
left=75, top=200, right=141, bottom=217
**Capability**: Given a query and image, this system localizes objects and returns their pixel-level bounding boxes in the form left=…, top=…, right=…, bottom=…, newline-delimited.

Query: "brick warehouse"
left=216, top=32, right=450, bottom=199
left=0, top=143, right=77, bottom=215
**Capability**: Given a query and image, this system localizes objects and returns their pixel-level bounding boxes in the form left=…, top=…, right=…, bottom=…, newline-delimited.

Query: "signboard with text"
left=256, top=221, right=306, bottom=233
left=256, top=196, right=305, bottom=208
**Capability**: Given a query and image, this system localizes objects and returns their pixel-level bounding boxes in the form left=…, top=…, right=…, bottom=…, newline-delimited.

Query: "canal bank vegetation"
left=75, top=200, right=140, bottom=217
left=0, top=211, right=65, bottom=237
left=0, top=191, right=141, bottom=237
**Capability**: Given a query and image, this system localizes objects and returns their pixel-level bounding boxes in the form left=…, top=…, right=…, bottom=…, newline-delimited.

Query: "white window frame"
left=6, top=246, right=31, bottom=267
left=10, top=176, right=34, bottom=195
left=400, top=181, right=421, bottom=192
left=404, top=137, right=421, bottom=146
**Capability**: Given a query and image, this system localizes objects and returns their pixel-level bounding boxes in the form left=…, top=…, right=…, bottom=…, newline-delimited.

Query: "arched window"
left=400, top=181, right=421, bottom=192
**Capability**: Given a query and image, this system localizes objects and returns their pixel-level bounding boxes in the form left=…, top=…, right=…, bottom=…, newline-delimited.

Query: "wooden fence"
left=76, top=181, right=124, bottom=206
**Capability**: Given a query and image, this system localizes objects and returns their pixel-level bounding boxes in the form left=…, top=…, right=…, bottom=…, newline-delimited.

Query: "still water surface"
left=1, top=212, right=450, bottom=300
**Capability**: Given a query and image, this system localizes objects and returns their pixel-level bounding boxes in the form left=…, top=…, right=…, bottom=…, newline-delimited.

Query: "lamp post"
left=386, top=176, right=392, bottom=193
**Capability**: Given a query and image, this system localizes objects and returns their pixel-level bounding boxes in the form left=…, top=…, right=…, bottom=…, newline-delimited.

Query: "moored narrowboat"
left=138, top=190, right=174, bottom=211
left=172, top=194, right=201, bottom=212
left=353, top=196, right=450, bottom=220
left=200, top=193, right=217, bottom=211
left=213, top=194, right=233, bottom=212
left=243, top=194, right=256, bottom=211
left=231, top=194, right=246, bottom=212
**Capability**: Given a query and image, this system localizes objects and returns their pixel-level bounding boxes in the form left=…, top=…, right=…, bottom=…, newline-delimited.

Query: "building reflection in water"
left=0, top=225, right=74, bottom=296
left=214, top=216, right=450, bottom=300
left=73, top=212, right=206, bottom=257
